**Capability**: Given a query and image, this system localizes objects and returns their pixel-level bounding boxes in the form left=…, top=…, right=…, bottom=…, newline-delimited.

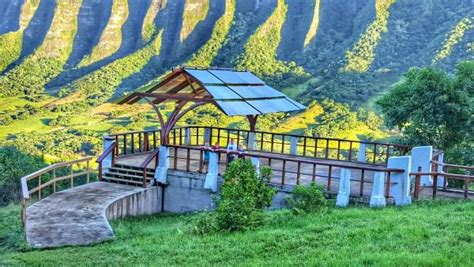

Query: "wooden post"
left=70, top=164, right=74, bottom=188
left=385, top=171, right=391, bottom=198
left=296, top=162, right=301, bottom=185
left=312, top=164, right=317, bottom=182
left=38, top=175, right=42, bottom=200
left=432, top=173, right=438, bottom=199
left=360, top=169, right=365, bottom=196
left=281, top=160, right=286, bottom=185
left=86, top=160, right=90, bottom=184
left=327, top=166, right=332, bottom=191
left=53, top=169, right=56, bottom=193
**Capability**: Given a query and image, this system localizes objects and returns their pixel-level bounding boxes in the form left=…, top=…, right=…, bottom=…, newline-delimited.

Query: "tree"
left=377, top=62, right=472, bottom=151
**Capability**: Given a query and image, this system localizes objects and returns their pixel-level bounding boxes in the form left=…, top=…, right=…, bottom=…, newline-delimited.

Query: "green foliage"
left=433, top=17, right=473, bottom=64
left=0, top=1, right=82, bottom=96
left=313, top=98, right=357, bottom=137
left=0, top=104, right=39, bottom=125
left=63, top=30, right=163, bottom=105
left=193, top=159, right=275, bottom=233
left=48, top=115, right=71, bottom=126
left=141, top=0, right=163, bottom=42
left=0, top=147, right=46, bottom=206
left=237, top=0, right=307, bottom=86
left=343, top=0, right=397, bottom=72
left=0, top=1, right=39, bottom=73
left=187, top=0, right=235, bottom=67
left=183, top=104, right=230, bottom=127
left=287, top=182, right=328, bottom=214
left=3, top=129, right=102, bottom=162
left=377, top=62, right=472, bottom=150
left=79, top=0, right=129, bottom=66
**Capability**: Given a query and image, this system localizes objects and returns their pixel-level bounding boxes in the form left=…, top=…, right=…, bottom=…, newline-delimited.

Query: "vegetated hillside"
left=0, top=0, right=471, bottom=107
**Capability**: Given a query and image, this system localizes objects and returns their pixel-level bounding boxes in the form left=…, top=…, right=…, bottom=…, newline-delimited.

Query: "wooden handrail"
left=140, top=149, right=160, bottom=187
left=410, top=172, right=474, bottom=180
left=167, top=145, right=405, bottom=173
left=20, top=157, right=95, bottom=226
left=97, top=142, right=117, bottom=163
left=431, top=161, right=474, bottom=170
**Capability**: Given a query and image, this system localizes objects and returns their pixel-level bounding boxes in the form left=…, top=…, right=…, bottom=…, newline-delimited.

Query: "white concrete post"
left=247, top=132, right=256, bottom=150
left=358, top=143, right=367, bottom=162
left=102, top=136, right=115, bottom=173
left=290, top=136, right=298, bottom=155
left=251, top=156, right=260, bottom=174
left=370, top=172, right=386, bottom=207
left=410, top=146, right=433, bottom=186
left=436, top=153, right=446, bottom=187
left=389, top=156, right=412, bottom=206
left=184, top=128, right=191, bottom=145
left=204, top=152, right=219, bottom=192
left=336, top=168, right=351, bottom=207
left=155, top=145, right=169, bottom=184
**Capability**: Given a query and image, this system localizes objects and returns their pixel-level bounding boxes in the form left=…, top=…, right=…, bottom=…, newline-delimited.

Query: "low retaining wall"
left=106, top=187, right=162, bottom=220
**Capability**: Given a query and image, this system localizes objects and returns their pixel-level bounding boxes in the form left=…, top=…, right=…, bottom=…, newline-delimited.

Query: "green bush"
left=288, top=182, right=328, bottom=214
left=215, top=160, right=275, bottom=232
left=193, top=159, right=276, bottom=233
left=0, top=146, right=46, bottom=206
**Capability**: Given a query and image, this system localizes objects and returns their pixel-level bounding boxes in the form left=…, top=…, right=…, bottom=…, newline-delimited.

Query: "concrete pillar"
left=155, top=146, right=169, bottom=184
left=251, top=156, right=260, bottom=174
left=204, top=152, right=219, bottom=192
left=410, top=146, right=433, bottom=186
left=358, top=143, right=366, bottom=162
left=336, top=168, right=351, bottom=207
left=184, top=128, right=191, bottom=145
left=204, top=128, right=211, bottom=144
left=290, top=136, right=298, bottom=155
left=370, top=172, right=386, bottom=208
left=389, top=156, right=412, bottom=206
left=436, top=153, right=446, bottom=187
left=102, top=136, right=115, bottom=173
left=247, top=132, right=256, bottom=150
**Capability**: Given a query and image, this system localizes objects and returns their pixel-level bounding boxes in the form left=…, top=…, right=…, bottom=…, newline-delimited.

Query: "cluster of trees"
left=377, top=61, right=473, bottom=164
left=0, top=105, right=39, bottom=126
left=306, top=99, right=383, bottom=138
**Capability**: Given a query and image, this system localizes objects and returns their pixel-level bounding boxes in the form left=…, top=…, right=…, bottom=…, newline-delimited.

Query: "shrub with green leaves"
left=193, top=159, right=275, bottom=233
left=288, top=182, right=328, bottom=214
left=216, top=159, right=276, bottom=231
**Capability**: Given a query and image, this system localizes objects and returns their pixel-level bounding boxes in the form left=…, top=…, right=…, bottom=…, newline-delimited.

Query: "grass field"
left=1, top=200, right=473, bottom=266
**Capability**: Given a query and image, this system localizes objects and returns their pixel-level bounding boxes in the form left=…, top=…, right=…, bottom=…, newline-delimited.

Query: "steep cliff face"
left=0, top=0, right=472, bottom=106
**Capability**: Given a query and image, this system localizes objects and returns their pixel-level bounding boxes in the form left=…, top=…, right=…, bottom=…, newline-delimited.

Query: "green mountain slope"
left=0, top=0, right=471, bottom=105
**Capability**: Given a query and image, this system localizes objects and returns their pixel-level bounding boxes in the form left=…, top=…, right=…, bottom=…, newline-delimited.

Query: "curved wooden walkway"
left=25, top=182, right=145, bottom=248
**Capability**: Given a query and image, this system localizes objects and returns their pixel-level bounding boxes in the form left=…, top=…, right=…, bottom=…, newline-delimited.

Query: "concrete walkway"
left=25, top=182, right=145, bottom=248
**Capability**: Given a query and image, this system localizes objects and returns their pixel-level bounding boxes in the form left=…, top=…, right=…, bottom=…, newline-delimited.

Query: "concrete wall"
left=106, top=187, right=162, bottom=220
left=163, top=170, right=218, bottom=213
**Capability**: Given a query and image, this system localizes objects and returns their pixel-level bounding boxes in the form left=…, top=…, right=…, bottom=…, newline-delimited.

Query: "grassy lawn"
left=1, top=200, right=473, bottom=266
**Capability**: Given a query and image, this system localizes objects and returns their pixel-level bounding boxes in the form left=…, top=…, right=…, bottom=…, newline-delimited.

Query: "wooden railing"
left=109, top=126, right=410, bottom=166
left=97, top=142, right=117, bottom=180
left=166, top=145, right=403, bottom=198
left=412, top=161, right=474, bottom=199
left=140, top=149, right=160, bottom=187
left=20, top=157, right=96, bottom=225
left=109, top=129, right=161, bottom=156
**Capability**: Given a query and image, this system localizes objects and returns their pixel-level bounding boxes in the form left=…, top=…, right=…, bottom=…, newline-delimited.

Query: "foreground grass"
left=1, top=201, right=473, bottom=266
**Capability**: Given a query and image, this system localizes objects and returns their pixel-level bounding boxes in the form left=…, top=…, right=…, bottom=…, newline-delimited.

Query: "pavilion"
left=118, top=66, right=306, bottom=144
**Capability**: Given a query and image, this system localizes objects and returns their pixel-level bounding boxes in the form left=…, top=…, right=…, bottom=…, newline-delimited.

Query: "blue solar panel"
left=209, top=70, right=264, bottom=85
left=229, top=85, right=285, bottom=98
left=246, top=98, right=302, bottom=113
left=185, top=69, right=223, bottom=84
left=215, top=100, right=260, bottom=115
left=204, top=85, right=242, bottom=100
